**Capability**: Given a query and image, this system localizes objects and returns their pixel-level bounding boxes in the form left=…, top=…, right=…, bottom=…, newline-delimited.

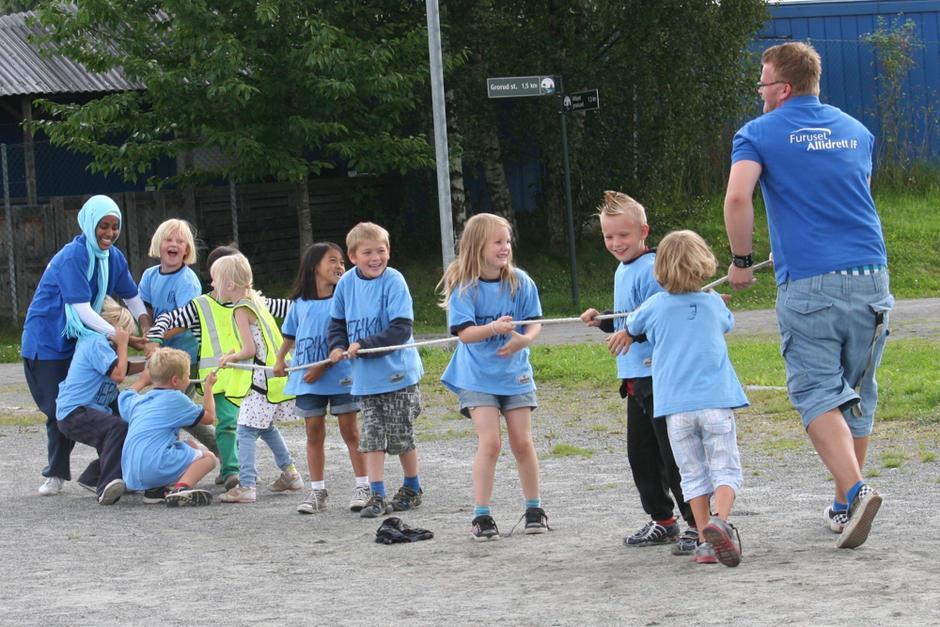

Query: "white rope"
left=208, top=257, right=775, bottom=375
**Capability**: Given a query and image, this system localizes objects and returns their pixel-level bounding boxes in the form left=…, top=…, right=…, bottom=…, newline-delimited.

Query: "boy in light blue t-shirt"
left=328, top=222, right=424, bottom=518
left=623, top=230, right=748, bottom=567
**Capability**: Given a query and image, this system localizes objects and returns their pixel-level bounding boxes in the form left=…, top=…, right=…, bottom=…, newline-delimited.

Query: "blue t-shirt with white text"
left=440, top=269, right=542, bottom=395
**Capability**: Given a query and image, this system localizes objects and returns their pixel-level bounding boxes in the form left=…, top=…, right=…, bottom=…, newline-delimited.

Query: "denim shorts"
left=776, top=270, right=892, bottom=436
left=456, top=389, right=538, bottom=418
left=294, top=393, right=360, bottom=418
left=665, top=408, right=742, bottom=501
left=358, top=385, right=421, bottom=455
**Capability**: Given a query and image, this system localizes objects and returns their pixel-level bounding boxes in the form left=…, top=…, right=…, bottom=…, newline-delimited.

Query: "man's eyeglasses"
left=757, top=80, right=788, bottom=90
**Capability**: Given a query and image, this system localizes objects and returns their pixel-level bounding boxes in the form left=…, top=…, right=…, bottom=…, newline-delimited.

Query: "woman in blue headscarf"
left=22, top=195, right=152, bottom=496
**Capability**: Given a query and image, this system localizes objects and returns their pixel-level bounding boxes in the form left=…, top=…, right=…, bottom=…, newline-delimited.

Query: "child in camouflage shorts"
left=328, top=222, right=425, bottom=518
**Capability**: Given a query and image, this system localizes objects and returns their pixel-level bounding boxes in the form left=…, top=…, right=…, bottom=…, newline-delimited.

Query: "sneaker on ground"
left=97, top=479, right=125, bottom=505
left=165, top=487, right=213, bottom=507
left=671, top=528, right=700, bottom=555
left=390, top=486, right=423, bottom=511
left=222, top=474, right=240, bottom=491
left=143, top=487, right=168, bottom=504
left=269, top=469, right=304, bottom=492
left=624, top=520, right=680, bottom=547
left=825, top=505, right=848, bottom=534
left=836, top=485, right=882, bottom=549
left=359, top=494, right=391, bottom=518
left=693, top=542, right=718, bottom=564
left=38, top=476, right=65, bottom=496
left=220, top=485, right=257, bottom=503
left=524, top=507, right=550, bottom=534
left=349, top=485, right=370, bottom=512
left=471, top=515, right=500, bottom=541
left=297, top=488, right=329, bottom=514
left=702, top=516, right=742, bottom=567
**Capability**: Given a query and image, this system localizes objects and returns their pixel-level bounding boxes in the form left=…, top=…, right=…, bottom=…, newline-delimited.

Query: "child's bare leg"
left=505, top=407, right=539, bottom=501
left=178, top=453, right=218, bottom=487
left=688, top=495, right=712, bottom=542
left=365, top=451, right=385, bottom=483
left=713, top=485, right=736, bottom=521
left=470, top=407, right=502, bottom=506
left=304, top=417, right=326, bottom=482
left=398, top=447, right=418, bottom=477
left=337, top=412, right=366, bottom=477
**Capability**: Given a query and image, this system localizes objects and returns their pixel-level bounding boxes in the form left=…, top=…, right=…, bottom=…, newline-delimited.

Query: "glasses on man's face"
left=757, top=80, right=788, bottom=90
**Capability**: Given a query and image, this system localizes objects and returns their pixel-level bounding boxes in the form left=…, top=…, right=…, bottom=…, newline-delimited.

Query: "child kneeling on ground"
left=623, top=230, right=748, bottom=567
left=120, top=347, right=219, bottom=507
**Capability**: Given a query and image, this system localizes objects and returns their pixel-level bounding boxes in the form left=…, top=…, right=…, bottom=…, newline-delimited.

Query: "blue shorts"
left=294, top=393, right=360, bottom=418
left=456, top=389, right=538, bottom=418
left=666, top=408, right=742, bottom=501
left=776, top=269, right=892, bottom=437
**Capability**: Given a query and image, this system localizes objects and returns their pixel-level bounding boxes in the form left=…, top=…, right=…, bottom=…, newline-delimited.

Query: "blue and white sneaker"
left=825, top=505, right=848, bottom=533
left=835, top=485, right=882, bottom=549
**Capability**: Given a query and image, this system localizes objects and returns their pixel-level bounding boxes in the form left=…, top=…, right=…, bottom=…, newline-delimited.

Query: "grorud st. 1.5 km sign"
left=486, top=75, right=557, bottom=98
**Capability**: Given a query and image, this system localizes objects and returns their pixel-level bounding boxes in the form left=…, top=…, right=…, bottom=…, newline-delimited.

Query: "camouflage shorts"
left=358, top=384, right=422, bottom=455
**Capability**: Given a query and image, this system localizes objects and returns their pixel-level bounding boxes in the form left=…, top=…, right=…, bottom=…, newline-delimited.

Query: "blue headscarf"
left=63, top=195, right=122, bottom=339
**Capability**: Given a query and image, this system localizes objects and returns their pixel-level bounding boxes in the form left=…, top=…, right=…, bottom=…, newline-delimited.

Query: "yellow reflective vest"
left=224, top=298, right=293, bottom=404
left=193, top=294, right=244, bottom=402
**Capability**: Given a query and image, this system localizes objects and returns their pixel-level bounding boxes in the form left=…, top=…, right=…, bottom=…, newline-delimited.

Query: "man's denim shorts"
left=294, top=393, right=360, bottom=418
left=775, top=269, right=893, bottom=437
left=456, top=389, right=538, bottom=418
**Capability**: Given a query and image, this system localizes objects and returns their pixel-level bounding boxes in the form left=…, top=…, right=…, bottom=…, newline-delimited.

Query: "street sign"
left=563, top=89, right=600, bottom=113
left=486, top=75, right=557, bottom=98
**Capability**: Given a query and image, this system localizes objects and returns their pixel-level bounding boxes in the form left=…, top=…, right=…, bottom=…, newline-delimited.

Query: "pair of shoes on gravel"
left=360, top=486, right=423, bottom=519
left=374, top=517, right=434, bottom=544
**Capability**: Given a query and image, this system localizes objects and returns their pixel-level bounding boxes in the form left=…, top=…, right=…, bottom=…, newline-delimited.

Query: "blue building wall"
left=762, top=0, right=940, bottom=159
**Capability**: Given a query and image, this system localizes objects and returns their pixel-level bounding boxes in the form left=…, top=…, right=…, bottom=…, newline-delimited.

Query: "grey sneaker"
left=97, top=479, right=125, bottom=505
left=471, top=515, right=500, bottom=541
left=836, top=485, right=882, bottom=549
left=349, top=485, right=370, bottom=512
left=624, top=520, right=680, bottom=546
left=671, top=527, right=700, bottom=555
left=693, top=542, right=718, bottom=564
left=165, top=487, right=213, bottom=507
left=359, top=494, right=392, bottom=518
left=825, top=505, right=848, bottom=534
left=702, top=516, right=742, bottom=567
left=390, top=486, right=422, bottom=511
left=297, top=488, right=329, bottom=514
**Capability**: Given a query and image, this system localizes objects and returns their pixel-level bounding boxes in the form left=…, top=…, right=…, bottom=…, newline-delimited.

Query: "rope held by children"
left=209, top=257, right=774, bottom=377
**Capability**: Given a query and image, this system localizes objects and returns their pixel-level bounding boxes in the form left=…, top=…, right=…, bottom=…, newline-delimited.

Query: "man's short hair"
left=762, top=42, right=822, bottom=97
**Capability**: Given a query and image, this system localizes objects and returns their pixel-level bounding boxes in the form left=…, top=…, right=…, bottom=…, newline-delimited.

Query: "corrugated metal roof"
left=0, top=11, right=142, bottom=97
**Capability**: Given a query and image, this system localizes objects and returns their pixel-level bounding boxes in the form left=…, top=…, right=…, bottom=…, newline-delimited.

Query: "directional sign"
left=563, top=89, right=600, bottom=113
left=487, top=75, right=557, bottom=98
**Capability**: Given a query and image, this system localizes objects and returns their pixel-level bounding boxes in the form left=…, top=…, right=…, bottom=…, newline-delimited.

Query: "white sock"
left=355, top=476, right=369, bottom=488
left=311, top=480, right=325, bottom=490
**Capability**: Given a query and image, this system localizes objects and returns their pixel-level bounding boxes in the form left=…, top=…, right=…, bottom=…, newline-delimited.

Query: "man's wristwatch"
left=732, top=253, right=753, bottom=268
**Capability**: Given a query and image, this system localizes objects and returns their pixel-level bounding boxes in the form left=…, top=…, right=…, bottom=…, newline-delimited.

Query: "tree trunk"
left=445, top=87, right=467, bottom=235
left=296, top=179, right=313, bottom=254
left=480, top=125, right=518, bottom=237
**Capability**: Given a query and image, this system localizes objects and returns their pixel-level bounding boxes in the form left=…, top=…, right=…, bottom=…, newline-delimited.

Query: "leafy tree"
left=0, top=0, right=38, bottom=14
left=30, top=0, right=435, bottom=250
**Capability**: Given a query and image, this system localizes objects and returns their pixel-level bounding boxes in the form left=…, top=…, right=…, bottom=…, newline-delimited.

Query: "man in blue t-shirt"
left=723, top=42, right=892, bottom=550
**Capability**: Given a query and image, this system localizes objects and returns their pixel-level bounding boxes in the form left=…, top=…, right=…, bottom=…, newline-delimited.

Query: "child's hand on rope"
left=606, top=329, right=633, bottom=356
left=346, top=342, right=361, bottom=358
left=218, top=351, right=237, bottom=368
left=580, top=308, right=601, bottom=327
left=329, top=347, right=350, bottom=363
left=273, top=358, right=287, bottom=378
left=489, top=315, right=515, bottom=336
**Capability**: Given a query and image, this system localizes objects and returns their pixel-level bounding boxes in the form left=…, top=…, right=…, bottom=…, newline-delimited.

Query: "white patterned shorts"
left=665, top=408, right=742, bottom=501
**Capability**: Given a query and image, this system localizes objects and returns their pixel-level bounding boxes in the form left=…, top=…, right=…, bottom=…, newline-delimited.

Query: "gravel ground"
left=1, top=299, right=938, bottom=625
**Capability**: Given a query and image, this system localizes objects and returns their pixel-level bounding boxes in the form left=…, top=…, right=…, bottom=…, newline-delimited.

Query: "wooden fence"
left=0, top=177, right=394, bottom=322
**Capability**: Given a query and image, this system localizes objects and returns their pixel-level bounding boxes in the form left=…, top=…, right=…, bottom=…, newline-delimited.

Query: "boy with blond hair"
left=120, top=347, right=219, bottom=507
left=581, top=192, right=697, bottom=552
left=328, top=222, right=425, bottom=517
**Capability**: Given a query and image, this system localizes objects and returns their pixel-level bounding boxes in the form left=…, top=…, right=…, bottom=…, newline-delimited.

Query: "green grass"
left=545, top=443, right=594, bottom=458
left=881, top=449, right=909, bottom=469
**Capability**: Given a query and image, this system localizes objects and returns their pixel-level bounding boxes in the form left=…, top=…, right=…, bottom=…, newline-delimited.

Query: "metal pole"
left=558, top=78, right=580, bottom=311
left=1, top=144, right=18, bottom=324
left=228, top=178, right=239, bottom=247
left=426, top=0, right=455, bottom=269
